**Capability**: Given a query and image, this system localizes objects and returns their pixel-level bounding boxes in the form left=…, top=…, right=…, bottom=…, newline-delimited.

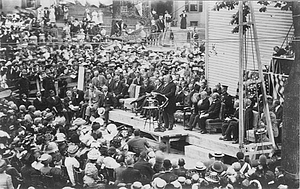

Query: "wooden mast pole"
left=249, top=1, right=276, bottom=149
left=238, top=1, right=244, bottom=149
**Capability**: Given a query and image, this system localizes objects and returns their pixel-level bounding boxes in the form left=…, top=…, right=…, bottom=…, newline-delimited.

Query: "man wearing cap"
left=221, top=85, right=234, bottom=118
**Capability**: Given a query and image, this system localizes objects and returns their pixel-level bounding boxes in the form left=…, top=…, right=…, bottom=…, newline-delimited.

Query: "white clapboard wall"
left=205, top=2, right=293, bottom=95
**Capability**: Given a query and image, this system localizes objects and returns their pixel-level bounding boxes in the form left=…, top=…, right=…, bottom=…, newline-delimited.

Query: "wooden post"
left=204, top=2, right=209, bottom=83
left=238, top=1, right=244, bottom=149
left=78, top=64, right=85, bottom=91
left=249, top=1, right=276, bottom=149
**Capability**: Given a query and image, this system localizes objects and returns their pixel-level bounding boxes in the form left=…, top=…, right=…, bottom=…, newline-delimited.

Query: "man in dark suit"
left=111, top=75, right=125, bottom=106
left=72, top=87, right=84, bottom=106
left=33, top=91, right=48, bottom=111
left=98, top=85, right=117, bottom=125
left=133, top=151, right=155, bottom=184
left=17, top=93, right=32, bottom=108
left=198, top=92, right=222, bottom=134
left=154, top=74, right=176, bottom=131
left=63, top=90, right=77, bottom=123
left=15, top=70, right=30, bottom=97
left=156, top=15, right=165, bottom=46
left=47, top=90, right=63, bottom=113
left=221, top=85, right=234, bottom=118
left=187, top=90, right=210, bottom=130
left=106, top=73, right=115, bottom=93
left=122, top=73, right=133, bottom=98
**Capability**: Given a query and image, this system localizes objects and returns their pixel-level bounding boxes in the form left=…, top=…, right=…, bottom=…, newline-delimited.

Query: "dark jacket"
left=206, top=99, right=221, bottom=119
left=33, top=97, right=48, bottom=111
left=98, top=92, right=117, bottom=108
left=133, top=159, right=155, bottom=184
left=159, top=82, right=176, bottom=113
left=47, top=96, right=63, bottom=113
left=197, top=97, right=210, bottom=114
left=122, top=167, right=142, bottom=184
left=72, top=90, right=84, bottom=106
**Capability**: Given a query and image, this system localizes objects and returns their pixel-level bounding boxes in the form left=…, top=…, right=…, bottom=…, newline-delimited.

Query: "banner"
left=135, top=1, right=142, bottom=16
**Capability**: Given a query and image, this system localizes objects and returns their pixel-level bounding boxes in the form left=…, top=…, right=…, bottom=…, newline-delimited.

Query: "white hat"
left=55, top=133, right=66, bottom=142
left=152, top=178, right=167, bottom=189
left=97, top=107, right=105, bottom=116
left=93, top=117, right=104, bottom=126
left=87, top=148, right=100, bottom=160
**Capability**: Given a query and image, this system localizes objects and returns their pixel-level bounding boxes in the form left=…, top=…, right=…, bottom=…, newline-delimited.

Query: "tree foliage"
left=213, top=1, right=293, bottom=33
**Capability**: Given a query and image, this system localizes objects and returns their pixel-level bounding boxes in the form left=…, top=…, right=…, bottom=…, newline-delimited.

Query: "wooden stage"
left=109, top=109, right=273, bottom=161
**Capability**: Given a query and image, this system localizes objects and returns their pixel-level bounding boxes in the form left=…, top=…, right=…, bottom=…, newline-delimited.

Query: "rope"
left=280, top=24, right=293, bottom=48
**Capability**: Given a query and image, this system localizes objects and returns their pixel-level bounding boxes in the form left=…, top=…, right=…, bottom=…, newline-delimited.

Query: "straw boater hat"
left=130, top=181, right=143, bottom=189
left=195, top=161, right=207, bottom=171
left=211, top=151, right=225, bottom=158
left=205, top=171, right=219, bottom=183
left=67, top=144, right=79, bottom=155
left=55, top=133, right=66, bottom=142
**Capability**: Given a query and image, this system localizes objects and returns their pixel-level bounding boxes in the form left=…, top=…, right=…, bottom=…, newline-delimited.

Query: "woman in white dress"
left=98, top=10, right=103, bottom=25
left=91, top=10, right=99, bottom=24
left=49, top=5, right=56, bottom=23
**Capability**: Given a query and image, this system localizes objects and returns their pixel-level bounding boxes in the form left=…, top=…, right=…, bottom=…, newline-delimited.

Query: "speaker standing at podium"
left=156, top=75, right=176, bottom=131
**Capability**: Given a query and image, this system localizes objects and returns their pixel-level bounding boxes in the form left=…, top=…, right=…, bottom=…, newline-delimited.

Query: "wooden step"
left=184, top=145, right=213, bottom=163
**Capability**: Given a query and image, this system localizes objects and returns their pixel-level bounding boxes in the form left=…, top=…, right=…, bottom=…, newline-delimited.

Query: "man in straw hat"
left=64, top=144, right=80, bottom=186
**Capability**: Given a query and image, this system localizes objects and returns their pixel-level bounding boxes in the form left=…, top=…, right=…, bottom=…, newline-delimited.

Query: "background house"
left=205, top=1, right=293, bottom=95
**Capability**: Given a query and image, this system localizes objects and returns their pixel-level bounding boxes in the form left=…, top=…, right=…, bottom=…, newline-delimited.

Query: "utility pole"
left=238, top=1, right=244, bottom=149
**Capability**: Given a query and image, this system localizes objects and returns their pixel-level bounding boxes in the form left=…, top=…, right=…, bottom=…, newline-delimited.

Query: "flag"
left=264, top=73, right=272, bottom=96
left=135, top=1, right=142, bottom=16
left=269, top=73, right=288, bottom=103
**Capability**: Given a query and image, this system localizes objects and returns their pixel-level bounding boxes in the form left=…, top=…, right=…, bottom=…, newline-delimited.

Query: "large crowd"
left=0, top=6, right=294, bottom=189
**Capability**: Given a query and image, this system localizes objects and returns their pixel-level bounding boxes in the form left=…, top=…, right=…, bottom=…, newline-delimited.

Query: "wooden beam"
left=249, top=1, right=276, bottom=149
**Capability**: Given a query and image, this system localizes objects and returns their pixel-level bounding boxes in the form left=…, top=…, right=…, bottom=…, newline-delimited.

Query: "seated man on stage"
left=198, top=92, right=221, bottom=134
left=83, top=83, right=102, bottom=122
left=98, top=85, right=117, bottom=125
left=187, top=90, right=210, bottom=131
left=220, top=99, right=254, bottom=144
left=111, top=74, right=125, bottom=107
left=130, top=79, right=155, bottom=115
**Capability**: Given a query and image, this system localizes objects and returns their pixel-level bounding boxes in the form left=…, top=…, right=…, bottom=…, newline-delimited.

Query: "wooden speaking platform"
left=109, top=109, right=273, bottom=160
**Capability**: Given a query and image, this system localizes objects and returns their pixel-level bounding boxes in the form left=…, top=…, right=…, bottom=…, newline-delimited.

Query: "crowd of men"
left=0, top=8, right=293, bottom=189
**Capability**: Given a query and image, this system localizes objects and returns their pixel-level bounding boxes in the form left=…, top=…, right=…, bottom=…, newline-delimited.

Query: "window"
left=27, top=0, right=36, bottom=8
left=198, top=1, right=203, bottom=12
left=189, top=1, right=198, bottom=12
left=190, top=21, right=198, bottom=27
